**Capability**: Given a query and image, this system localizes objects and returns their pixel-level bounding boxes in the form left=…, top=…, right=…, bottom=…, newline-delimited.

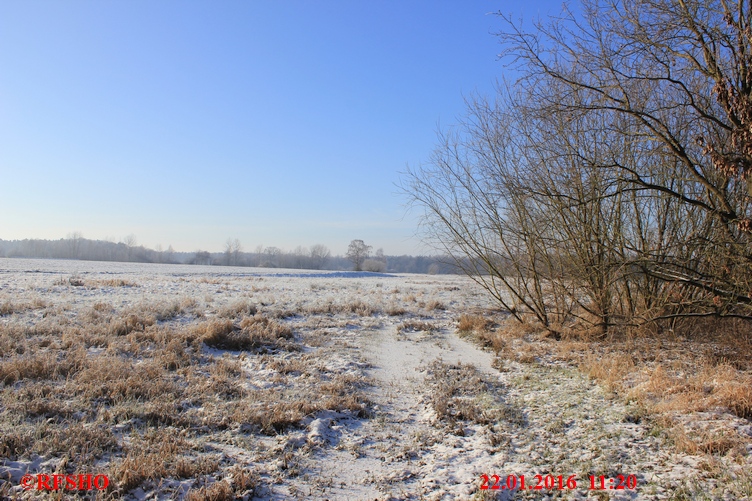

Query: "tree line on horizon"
left=0, top=236, right=458, bottom=275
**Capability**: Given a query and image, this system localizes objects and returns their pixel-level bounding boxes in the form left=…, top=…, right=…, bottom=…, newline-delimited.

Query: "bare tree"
left=165, top=245, right=175, bottom=264
left=66, top=231, right=83, bottom=259
left=495, top=0, right=752, bottom=319
left=346, top=240, right=372, bottom=271
left=122, top=234, right=138, bottom=261
left=224, top=238, right=243, bottom=266
left=309, top=244, right=331, bottom=270
left=192, top=250, right=211, bottom=266
left=262, top=246, right=282, bottom=268
left=405, top=0, right=752, bottom=337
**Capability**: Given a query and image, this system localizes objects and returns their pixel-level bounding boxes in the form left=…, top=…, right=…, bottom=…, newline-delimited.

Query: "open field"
left=0, top=258, right=751, bottom=500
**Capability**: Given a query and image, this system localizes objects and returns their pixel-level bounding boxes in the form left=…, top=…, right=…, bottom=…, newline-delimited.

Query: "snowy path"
left=280, top=318, right=724, bottom=501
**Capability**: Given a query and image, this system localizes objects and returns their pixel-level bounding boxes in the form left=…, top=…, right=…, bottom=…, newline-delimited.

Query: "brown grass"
left=184, top=481, right=235, bottom=501
left=0, top=352, right=58, bottom=384
left=398, top=320, right=438, bottom=333
left=425, top=299, right=446, bottom=311
left=305, top=298, right=384, bottom=317
left=218, top=300, right=258, bottom=318
left=0, top=301, right=13, bottom=316
left=665, top=423, right=745, bottom=456
left=385, top=303, right=407, bottom=316
left=456, top=313, right=516, bottom=354
left=580, top=353, right=635, bottom=392
left=197, top=314, right=294, bottom=352
left=96, top=278, right=139, bottom=287
left=424, top=361, right=524, bottom=433
left=0, top=298, right=48, bottom=316
left=0, top=279, right=382, bottom=498
left=479, top=313, right=752, bottom=460
left=230, top=371, right=372, bottom=435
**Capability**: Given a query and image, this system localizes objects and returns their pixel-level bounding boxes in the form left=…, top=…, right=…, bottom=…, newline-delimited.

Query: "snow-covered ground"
left=0, top=258, right=750, bottom=500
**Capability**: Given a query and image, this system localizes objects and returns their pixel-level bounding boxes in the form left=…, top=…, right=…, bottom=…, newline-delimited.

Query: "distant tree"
left=262, top=246, right=282, bottom=267
left=346, top=239, right=372, bottom=271
left=309, top=244, right=331, bottom=270
left=375, top=248, right=387, bottom=267
left=122, top=234, right=137, bottom=261
left=192, top=250, right=211, bottom=266
left=165, top=245, right=175, bottom=264
left=362, top=259, right=386, bottom=272
left=66, top=231, right=83, bottom=259
left=224, top=238, right=243, bottom=266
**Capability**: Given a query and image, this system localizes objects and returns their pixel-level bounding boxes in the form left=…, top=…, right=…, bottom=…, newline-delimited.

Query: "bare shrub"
left=404, top=0, right=752, bottom=337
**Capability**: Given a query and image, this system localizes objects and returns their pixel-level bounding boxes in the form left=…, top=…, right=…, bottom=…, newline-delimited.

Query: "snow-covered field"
left=1, top=258, right=750, bottom=500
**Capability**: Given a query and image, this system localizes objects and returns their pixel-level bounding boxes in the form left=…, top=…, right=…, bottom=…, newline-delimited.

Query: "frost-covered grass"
left=0, top=258, right=750, bottom=500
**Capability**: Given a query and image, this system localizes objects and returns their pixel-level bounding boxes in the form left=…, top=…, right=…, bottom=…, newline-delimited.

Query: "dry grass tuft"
left=457, top=314, right=510, bottom=354
left=457, top=314, right=494, bottom=333
left=218, top=300, right=258, bottom=318
left=664, top=422, right=746, bottom=456
left=0, top=430, right=32, bottom=459
left=0, top=301, right=15, bottom=316
left=229, top=372, right=371, bottom=434
left=0, top=298, right=48, bottom=316
left=344, top=299, right=375, bottom=316
left=385, top=303, right=407, bottom=316
left=0, top=352, right=59, bottom=384
left=398, top=320, right=438, bottom=333
left=185, top=481, right=235, bottom=501
left=424, top=361, right=524, bottom=432
left=580, top=353, right=635, bottom=392
left=510, top=316, right=752, bottom=454
left=110, top=429, right=190, bottom=491
left=425, top=299, right=446, bottom=311
left=198, top=314, right=295, bottom=352
left=97, top=278, right=138, bottom=287
left=110, top=312, right=156, bottom=336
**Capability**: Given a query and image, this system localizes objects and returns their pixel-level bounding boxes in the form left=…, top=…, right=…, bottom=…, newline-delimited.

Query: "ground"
left=0, top=258, right=750, bottom=500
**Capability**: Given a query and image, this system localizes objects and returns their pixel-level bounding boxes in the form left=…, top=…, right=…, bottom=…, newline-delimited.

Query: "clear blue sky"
left=1, top=1, right=570, bottom=256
